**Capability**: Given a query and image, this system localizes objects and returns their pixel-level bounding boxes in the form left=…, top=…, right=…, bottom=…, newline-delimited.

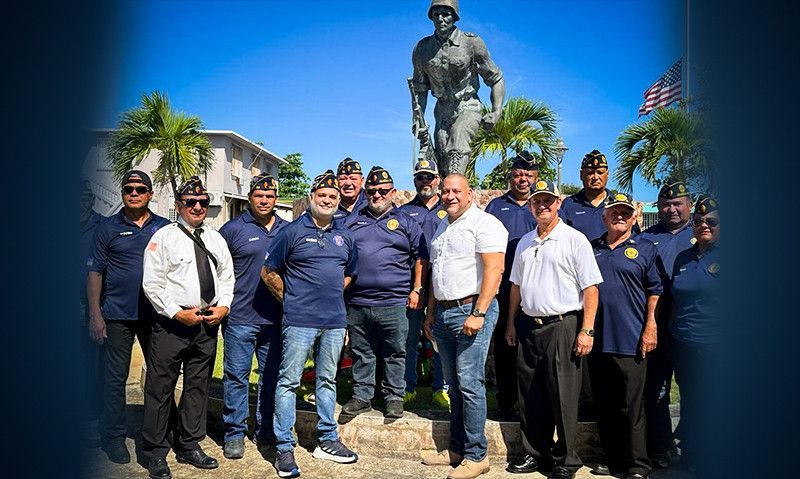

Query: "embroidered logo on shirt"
left=624, top=247, right=639, bottom=259
left=248, top=237, right=260, bottom=242
left=387, top=219, right=399, bottom=231
left=86, top=258, right=94, bottom=266
left=708, top=263, right=720, bottom=274
left=409, top=212, right=419, bottom=217
left=333, top=235, right=345, bottom=246
left=119, top=231, right=133, bottom=236
left=690, top=237, right=697, bottom=245
left=575, top=211, right=586, bottom=215
left=305, top=238, right=318, bottom=243
left=357, top=221, right=369, bottom=225
left=437, top=210, right=446, bottom=219
left=501, top=207, right=509, bottom=211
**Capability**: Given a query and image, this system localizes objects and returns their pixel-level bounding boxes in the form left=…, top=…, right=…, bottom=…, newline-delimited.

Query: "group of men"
left=81, top=144, right=697, bottom=479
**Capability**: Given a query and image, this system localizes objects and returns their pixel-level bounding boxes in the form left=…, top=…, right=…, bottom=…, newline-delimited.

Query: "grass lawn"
left=211, top=336, right=680, bottom=408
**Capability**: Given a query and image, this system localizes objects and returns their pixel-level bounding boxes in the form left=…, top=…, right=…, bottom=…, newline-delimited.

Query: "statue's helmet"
left=428, top=0, right=460, bottom=21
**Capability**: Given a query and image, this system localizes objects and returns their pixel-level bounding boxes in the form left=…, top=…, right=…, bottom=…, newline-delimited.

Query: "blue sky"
left=96, top=1, right=683, bottom=200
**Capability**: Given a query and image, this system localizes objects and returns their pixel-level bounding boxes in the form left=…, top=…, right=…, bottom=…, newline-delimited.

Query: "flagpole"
left=684, top=0, right=690, bottom=104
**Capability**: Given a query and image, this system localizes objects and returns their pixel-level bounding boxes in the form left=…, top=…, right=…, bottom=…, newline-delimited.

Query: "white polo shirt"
left=510, top=218, right=603, bottom=317
left=430, top=203, right=508, bottom=301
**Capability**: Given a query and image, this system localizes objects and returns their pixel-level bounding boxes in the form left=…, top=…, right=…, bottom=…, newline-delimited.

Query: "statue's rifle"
left=407, top=77, right=435, bottom=166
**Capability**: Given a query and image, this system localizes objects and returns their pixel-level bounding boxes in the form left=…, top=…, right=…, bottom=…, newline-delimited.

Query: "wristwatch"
left=412, top=286, right=426, bottom=295
left=471, top=309, right=487, bottom=318
left=580, top=328, right=595, bottom=337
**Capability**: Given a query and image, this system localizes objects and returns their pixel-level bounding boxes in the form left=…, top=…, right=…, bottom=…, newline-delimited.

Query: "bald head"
left=441, top=174, right=473, bottom=221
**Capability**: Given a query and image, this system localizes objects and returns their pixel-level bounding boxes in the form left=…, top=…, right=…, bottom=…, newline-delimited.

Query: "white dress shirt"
left=430, top=203, right=508, bottom=301
left=510, top=218, right=603, bottom=317
left=143, top=218, right=235, bottom=319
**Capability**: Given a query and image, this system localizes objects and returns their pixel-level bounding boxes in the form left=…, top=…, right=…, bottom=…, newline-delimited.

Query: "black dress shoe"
left=102, top=441, right=131, bottom=464
left=592, top=463, right=611, bottom=475
left=549, top=466, right=575, bottom=479
left=175, top=449, right=219, bottom=469
left=650, top=452, right=670, bottom=469
left=147, top=458, right=172, bottom=479
left=507, top=454, right=538, bottom=474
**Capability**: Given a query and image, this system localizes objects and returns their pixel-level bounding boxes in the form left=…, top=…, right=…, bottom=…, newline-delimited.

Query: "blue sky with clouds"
left=96, top=0, right=683, bottom=200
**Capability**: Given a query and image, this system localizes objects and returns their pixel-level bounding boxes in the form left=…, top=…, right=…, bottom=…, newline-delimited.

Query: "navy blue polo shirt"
left=345, top=207, right=427, bottom=307
left=219, top=210, right=287, bottom=326
left=87, top=209, right=170, bottom=321
left=640, top=221, right=695, bottom=279
left=264, top=213, right=358, bottom=328
left=420, top=204, right=448, bottom=251
left=670, top=244, right=720, bottom=345
left=592, top=234, right=663, bottom=356
left=485, top=192, right=536, bottom=292
left=333, top=190, right=368, bottom=220
left=398, top=195, right=443, bottom=249
left=80, top=211, right=104, bottom=301
left=561, top=189, right=640, bottom=241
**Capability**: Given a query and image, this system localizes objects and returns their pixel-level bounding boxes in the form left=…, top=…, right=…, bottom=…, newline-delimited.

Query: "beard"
left=368, top=199, right=393, bottom=216
left=309, top=201, right=334, bottom=221
left=418, top=186, right=436, bottom=200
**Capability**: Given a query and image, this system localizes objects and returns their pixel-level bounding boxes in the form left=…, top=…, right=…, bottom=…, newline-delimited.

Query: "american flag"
left=638, top=59, right=683, bottom=117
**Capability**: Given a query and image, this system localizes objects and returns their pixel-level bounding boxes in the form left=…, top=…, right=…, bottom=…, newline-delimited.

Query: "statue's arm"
left=412, top=42, right=431, bottom=115
left=471, top=35, right=505, bottom=125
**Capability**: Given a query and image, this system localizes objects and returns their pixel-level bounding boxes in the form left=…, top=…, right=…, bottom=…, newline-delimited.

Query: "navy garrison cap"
left=694, top=196, right=718, bottom=215
left=337, top=157, right=362, bottom=176
left=658, top=180, right=691, bottom=199
left=311, top=170, right=339, bottom=192
left=511, top=151, right=538, bottom=171
left=250, top=174, right=278, bottom=193
left=580, top=150, right=608, bottom=169
left=177, top=176, right=207, bottom=197
left=365, top=166, right=394, bottom=186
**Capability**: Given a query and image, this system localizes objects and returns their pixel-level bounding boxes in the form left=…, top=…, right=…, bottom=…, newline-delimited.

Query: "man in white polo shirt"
left=421, top=173, right=507, bottom=479
left=505, top=179, right=603, bottom=479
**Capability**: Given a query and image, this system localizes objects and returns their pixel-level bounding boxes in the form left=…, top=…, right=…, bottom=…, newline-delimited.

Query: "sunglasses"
left=366, top=188, right=393, bottom=197
left=692, top=217, right=719, bottom=227
left=183, top=198, right=210, bottom=208
left=122, top=185, right=150, bottom=195
left=414, top=174, right=436, bottom=182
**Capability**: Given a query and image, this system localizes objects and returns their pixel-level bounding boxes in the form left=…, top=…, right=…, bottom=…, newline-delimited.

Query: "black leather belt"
left=438, top=295, right=478, bottom=310
left=530, top=310, right=580, bottom=326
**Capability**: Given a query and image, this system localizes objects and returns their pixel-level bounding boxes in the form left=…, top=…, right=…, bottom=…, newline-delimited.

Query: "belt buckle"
left=534, top=317, right=543, bottom=325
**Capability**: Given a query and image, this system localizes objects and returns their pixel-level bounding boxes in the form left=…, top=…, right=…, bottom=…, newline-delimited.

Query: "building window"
left=232, top=144, right=243, bottom=179
left=168, top=194, right=178, bottom=222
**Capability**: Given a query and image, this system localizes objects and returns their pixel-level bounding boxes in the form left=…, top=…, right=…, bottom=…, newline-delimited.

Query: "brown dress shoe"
left=421, top=449, right=463, bottom=466
left=447, top=457, right=491, bottom=479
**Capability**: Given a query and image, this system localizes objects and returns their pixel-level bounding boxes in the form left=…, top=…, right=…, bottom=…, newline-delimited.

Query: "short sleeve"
left=475, top=214, right=508, bottom=253
left=509, top=233, right=529, bottom=285
left=345, top=236, right=358, bottom=277
left=264, top=227, right=290, bottom=272
left=644, top=245, right=665, bottom=296
left=470, top=35, right=503, bottom=86
left=407, top=217, right=427, bottom=261
left=87, top=224, right=110, bottom=272
left=571, top=233, right=603, bottom=290
left=411, top=41, right=431, bottom=93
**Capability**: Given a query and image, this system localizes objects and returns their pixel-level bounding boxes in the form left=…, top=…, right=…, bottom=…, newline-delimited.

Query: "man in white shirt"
left=141, top=176, right=235, bottom=479
left=421, top=174, right=507, bottom=479
left=505, top=179, right=603, bottom=479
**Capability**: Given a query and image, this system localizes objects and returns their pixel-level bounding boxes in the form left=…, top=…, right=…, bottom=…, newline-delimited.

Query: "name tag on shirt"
left=409, top=213, right=419, bottom=217
left=575, top=211, right=586, bottom=215
left=356, top=221, right=369, bottom=225
left=248, top=237, right=260, bottom=242
left=305, top=238, right=319, bottom=243
left=680, top=267, right=687, bottom=272
left=501, top=207, right=509, bottom=211
left=119, top=231, right=132, bottom=236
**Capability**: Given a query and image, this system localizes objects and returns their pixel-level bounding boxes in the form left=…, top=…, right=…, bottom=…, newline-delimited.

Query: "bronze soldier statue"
left=411, top=0, right=506, bottom=178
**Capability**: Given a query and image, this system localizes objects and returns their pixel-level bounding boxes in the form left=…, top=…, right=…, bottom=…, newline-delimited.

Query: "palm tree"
left=614, top=106, right=710, bottom=193
left=468, top=97, right=559, bottom=187
left=108, top=91, right=215, bottom=197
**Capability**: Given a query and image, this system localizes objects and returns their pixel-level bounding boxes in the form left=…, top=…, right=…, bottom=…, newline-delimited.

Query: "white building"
left=82, top=129, right=292, bottom=228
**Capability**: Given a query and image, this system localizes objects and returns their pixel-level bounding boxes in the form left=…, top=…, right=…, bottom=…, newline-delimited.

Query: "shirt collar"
left=502, top=191, right=529, bottom=206
left=117, top=208, right=154, bottom=227
left=409, top=195, right=441, bottom=210
left=177, top=215, right=204, bottom=232
left=574, top=188, right=612, bottom=207
left=436, top=27, right=463, bottom=46
left=243, top=208, right=284, bottom=229
left=301, top=211, right=334, bottom=231
left=447, top=202, right=477, bottom=225
left=596, top=231, right=637, bottom=247
left=541, top=217, right=567, bottom=241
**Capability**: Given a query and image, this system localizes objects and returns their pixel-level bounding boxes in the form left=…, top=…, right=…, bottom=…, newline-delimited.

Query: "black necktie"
left=193, top=228, right=216, bottom=304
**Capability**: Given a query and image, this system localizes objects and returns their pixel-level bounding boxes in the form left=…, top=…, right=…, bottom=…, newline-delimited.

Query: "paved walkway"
left=81, top=383, right=693, bottom=479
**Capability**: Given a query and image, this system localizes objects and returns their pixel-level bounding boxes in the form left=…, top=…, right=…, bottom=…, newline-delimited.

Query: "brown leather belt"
left=437, top=295, right=478, bottom=310
left=529, top=310, right=580, bottom=326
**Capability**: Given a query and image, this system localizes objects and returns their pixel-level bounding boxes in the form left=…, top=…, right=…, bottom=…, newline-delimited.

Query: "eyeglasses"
left=183, top=198, right=210, bottom=208
left=692, top=217, right=719, bottom=227
left=366, top=188, right=393, bottom=197
left=414, top=174, right=436, bottom=182
left=122, top=185, right=150, bottom=195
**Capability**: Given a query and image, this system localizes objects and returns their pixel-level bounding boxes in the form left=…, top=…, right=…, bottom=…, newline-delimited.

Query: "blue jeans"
left=433, top=299, right=498, bottom=461
left=222, top=323, right=281, bottom=442
left=405, top=308, right=446, bottom=392
left=347, top=304, right=408, bottom=402
left=273, top=325, right=346, bottom=452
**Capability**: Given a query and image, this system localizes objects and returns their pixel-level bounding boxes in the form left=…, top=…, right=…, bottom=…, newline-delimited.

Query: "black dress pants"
left=101, top=319, right=154, bottom=445
left=516, top=313, right=583, bottom=472
left=591, top=353, right=651, bottom=475
left=142, top=318, right=218, bottom=459
left=491, top=287, right=518, bottom=414
left=643, top=333, right=674, bottom=456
